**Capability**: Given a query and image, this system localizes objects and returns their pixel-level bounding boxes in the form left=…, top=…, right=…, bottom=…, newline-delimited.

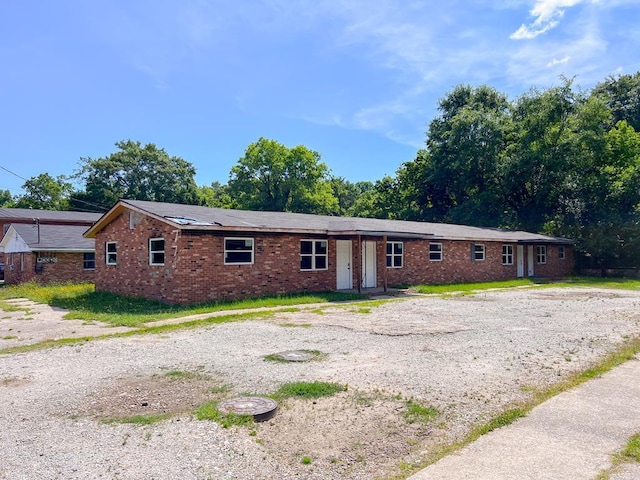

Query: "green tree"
left=197, top=181, right=235, bottom=208
left=71, top=140, right=199, bottom=210
left=228, top=137, right=338, bottom=214
left=592, top=72, right=640, bottom=131
left=14, top=173, right=72, bottom=210
left=0, top=189, right=14, bottom=207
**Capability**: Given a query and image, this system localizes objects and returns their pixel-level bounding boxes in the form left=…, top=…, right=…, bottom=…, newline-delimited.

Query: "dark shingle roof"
left=0, top=208, right=101, bottom=224
left=86, top=199, right=573, bottom=244
left=8, top=224, right=94, bottom=251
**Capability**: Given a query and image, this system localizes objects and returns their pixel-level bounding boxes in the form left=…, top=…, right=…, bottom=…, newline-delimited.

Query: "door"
left=361, top=241, right=377, bottom=288
left=517, top=245, right=524, bottom=278
left=336, top=240, right=353, bottom=290
left=527, top=245, right=535, bottom=277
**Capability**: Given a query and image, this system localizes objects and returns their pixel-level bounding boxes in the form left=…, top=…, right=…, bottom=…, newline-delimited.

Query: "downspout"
left=357, top=234, right=361, bottom=293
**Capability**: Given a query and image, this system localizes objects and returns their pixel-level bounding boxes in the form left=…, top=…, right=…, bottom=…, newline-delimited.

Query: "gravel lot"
left=1, top=286, right=640, bottom=479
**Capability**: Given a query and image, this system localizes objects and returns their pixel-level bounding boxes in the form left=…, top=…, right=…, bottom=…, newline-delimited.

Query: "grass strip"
left=0, top=310, right=273, bottom=355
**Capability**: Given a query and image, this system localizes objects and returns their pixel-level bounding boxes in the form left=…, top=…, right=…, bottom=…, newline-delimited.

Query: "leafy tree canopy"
left=14, top=173, right=72, bottom=210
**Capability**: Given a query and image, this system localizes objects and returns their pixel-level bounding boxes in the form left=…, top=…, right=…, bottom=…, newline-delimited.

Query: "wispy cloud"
left=511, top=0, right=585, bottom=40
left=547, top=55, right=571, bottom=66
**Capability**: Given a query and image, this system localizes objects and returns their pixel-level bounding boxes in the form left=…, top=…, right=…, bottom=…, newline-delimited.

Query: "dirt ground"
left=1, top=287, right=640, bottom=479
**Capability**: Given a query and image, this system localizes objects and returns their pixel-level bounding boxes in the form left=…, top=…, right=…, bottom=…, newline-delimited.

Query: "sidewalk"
left=409, top=358, right=640, bottom=480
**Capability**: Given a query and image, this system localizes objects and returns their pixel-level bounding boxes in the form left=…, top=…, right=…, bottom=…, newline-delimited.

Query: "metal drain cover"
left=218, top=397, right=278, bottom=422
left=275, top=350, right=314, bottom=362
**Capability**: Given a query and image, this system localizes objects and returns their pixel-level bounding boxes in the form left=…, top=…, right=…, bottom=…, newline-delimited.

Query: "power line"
left=0, top=165, right=28, bottom=182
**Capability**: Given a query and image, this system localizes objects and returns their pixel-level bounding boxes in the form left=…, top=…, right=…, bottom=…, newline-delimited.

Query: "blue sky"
left=2, top=0, right=639, bottom=197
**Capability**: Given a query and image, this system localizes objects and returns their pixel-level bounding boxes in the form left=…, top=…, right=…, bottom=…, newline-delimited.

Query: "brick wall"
left=3, top=252, right=94, bottom=284
left=93, top=211, right=575, bottom=305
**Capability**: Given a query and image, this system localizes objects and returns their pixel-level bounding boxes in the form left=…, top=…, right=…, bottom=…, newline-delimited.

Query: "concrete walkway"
left=409, top=358, right=640, bottom=480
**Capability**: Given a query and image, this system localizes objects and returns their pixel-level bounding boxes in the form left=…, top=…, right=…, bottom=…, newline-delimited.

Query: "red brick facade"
left=2, top=251, right=95, bottom=285
left=93, top=212, right=574, bottom=305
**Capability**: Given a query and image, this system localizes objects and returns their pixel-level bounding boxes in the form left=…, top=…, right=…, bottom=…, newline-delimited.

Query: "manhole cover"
left=275, top=350, right=314, bottom=362
left=218, top=397, right=278, bottom=422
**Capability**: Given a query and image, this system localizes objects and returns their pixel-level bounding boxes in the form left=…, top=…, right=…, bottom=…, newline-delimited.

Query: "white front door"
left=336, top=240, right=353, bottom=290
left=517, top=245, right=524, bottom=278
left=361, top=241, right=377, bottom=288
left=527, top=245, right=535, bottom=277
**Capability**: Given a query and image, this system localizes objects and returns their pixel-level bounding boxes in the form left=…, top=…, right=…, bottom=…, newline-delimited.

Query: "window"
left=106, top=242, right=117, bottom=265
left=149, top=238, right=165, bottom=265
left=429, top=243, right=443, bottom=261
left=83, top=253, right=95, bottom=270
left=502, top=245, right=514, bottom=265
left=225, top=238, right=254, bottom=264
left=300, top=240, right=328, bottom=270
left=537, top=245, right=547, bottom=264
left=473, top=244, right=485, bottom=261
left=559, top=245, right=566, bottom=260
left=386, top=241, right=403, bottom=268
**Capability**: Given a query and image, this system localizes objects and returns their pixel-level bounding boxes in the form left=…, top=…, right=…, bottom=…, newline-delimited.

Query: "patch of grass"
left=195, top=401, right=254, bottom=428
left=301, top=456, right=312, bottom=465
left=0, top=301, right=30, bottom=313
left=403, top=400, right=439, bottom=424
left=1, top=335, right=17, bottom=340
left=272, top=381, right=347, bottom=400
left=163, top=370, right=209, bottom=381
left=620, top=433, right=640, bottom=462
left=276, top=322, right=312, bottom=328
left=471, top=408, right=527, bottom=436
left=413, top=279, right=540, bottom=295
left=0, top=282, right=367, bottom=327
left=102, top=414, right=169, bottom=425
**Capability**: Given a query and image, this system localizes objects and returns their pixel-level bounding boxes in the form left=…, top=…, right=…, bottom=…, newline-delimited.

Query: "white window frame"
left=224, top=237, right=255, bottom=265
left=106, top=242, right=117, bottom=265
left=473, top=244, right=485, bottom=262
left=502, top=245, right=514, bottom=265
left=537, top=245, right=547, bottom=264
left=386, top=241, right=403, bottom=268
left=83, top=252, right=96, bottom=270
left=149, top=238, right=165, bottom=266
left=300, top=239, right=328, bottom=271
left=429, top=242, right=443, bottom=261
left=559, top=245, right=566, bottom=260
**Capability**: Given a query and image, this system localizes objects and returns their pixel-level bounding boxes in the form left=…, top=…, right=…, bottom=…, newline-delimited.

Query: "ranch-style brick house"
left=0, top=208, right=101, bottom=284
left=85, top=199, right=574, bottom=305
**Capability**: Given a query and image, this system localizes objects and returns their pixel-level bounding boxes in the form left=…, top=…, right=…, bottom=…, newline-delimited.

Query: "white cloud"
left=547, top=55, right=571, bottom=66
left=511, top=0, right=585, bottom=40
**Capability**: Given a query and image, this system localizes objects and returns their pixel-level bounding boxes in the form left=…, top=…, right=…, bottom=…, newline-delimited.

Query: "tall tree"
left=592, top=72, right=640, bottom=131
left=14, top=173, right=72, bottom=210
left=71, top=140, right=199, bottom=210
left=0, top=189, right=14, bottom=207
left=228, top=137, right=338, bottom=214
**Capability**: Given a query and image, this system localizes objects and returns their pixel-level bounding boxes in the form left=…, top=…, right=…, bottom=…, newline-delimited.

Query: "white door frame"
left=527, top=245, right=535, bottom=277
left=517, top=245, right=524, bottom=278
left=361, top=240, right=377, bottom=288
left=336, top=240, right=353, bottom=290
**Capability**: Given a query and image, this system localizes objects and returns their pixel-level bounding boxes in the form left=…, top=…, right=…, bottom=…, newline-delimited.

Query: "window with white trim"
left=559, top=245, right=566, bottom=260
left=300, top=240, right=328, bottom=270
left=83, top=253, right=95, bottom=270
left=537, top=245, right=547, bottom=264
left=149, top=238, right=165, bottom=265
left=106, top=242, right=117, bottom=265
left=224, top=238, right=254, bottom=264
left=386, top=241, right=403, bottom=268
left=502, top=245, right=514, bottom=265
left=473, top=244, right=485, bottom=261
left=429, top=243, right=443, bottom=261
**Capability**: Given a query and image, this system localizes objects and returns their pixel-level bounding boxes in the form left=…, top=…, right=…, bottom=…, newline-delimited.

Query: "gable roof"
left=84, top=199, right=573, bottom=244
left=0, top=208, right=102, bottom=224
left=1, top=223, right=95, bottom=252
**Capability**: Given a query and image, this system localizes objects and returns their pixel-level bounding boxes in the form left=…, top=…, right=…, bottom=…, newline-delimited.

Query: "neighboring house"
left=0, top=208, right=102, bottom=284
left=0, top=224, right=96, bottom=284
left=85, top=199, right=574, bottom=305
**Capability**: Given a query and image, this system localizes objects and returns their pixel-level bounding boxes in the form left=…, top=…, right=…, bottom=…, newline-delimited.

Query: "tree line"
left=4, top=72, right=640, bottom=270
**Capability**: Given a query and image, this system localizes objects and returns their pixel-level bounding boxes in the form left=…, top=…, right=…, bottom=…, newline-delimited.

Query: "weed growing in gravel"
left=301, top=456, right=312, bottom=465
left=195, top=401, right=254, bottom=428
left=163, top=370, right=210, bottom=381
left=403, top=400, right=439, bottom=424
left=272, top=381, right=347, bottom=400
left=592, top=432, right=640, bottom=480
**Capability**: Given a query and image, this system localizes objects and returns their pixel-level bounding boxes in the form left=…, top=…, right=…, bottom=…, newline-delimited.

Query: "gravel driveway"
left=1, top=287, right=639, bottom=479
